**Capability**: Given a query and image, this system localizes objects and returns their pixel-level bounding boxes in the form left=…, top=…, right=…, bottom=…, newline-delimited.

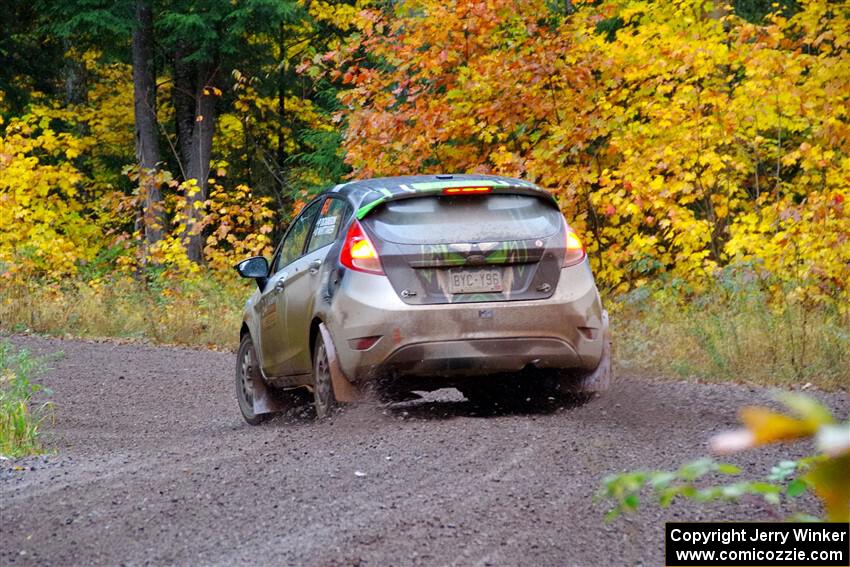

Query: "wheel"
left=312, top=333, right=337, bottom=419
left=236, top=334, right=271, bottom=425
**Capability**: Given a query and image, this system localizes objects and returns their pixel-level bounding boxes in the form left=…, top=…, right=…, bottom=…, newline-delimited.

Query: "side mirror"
left=235, top=256, right=269, bottom=289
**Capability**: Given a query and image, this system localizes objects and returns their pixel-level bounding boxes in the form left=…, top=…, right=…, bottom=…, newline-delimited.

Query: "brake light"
left=442, top=187, right=492, bottom=195
left=564, top=227, right=586, bottom=267
left=340, top=221, right=384, bottom=275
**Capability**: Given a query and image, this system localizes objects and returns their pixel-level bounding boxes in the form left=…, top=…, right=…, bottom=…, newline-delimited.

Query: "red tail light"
left=442, top=187, right=492, bottom=195
left=340, top=221, right=384, bottom=275
left=564, top=227, right=586, bottom=267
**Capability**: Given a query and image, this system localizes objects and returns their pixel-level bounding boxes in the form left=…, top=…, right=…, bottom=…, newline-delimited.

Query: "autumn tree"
left=0, top=1, right=65, bottom=112
left=153, top=0, right=304, bottom=262
left=13, top=0, right=325, bottom=265
left=323, top=0, right=850, bottom=300
left=35, top=0, right=167, bottom=256
left=132, top=0, right=165, bottom=251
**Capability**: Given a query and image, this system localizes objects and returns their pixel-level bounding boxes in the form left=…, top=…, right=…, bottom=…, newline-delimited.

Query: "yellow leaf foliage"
left=334, top=0, right=850, bottom=301
left=0, top=105, right=102, bottom=277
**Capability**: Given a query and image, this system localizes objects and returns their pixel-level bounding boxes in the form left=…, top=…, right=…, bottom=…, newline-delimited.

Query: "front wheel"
left=236, top=334, right=270, bottom=425
left=312, top=333, right=337, bottom=419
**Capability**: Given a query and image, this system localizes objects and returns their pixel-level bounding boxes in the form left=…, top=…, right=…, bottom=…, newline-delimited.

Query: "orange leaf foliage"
left=329, top=0, right=850, bottom=298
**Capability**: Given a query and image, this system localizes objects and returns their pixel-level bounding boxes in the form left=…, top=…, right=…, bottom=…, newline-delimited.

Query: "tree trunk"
left=132, top=0, right=165, bottom=251
left=182, top=62, right=219, bottom=264
left=274, top=24, right=293, bottom=220
left=277, top=59, right=289, bottom=200
left=173, top=42, right=196, bottom=174
left=63, top=40, right=88, bottom=106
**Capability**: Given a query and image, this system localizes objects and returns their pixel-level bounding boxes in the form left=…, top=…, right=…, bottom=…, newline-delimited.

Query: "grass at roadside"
left=0, top=341, right=52, bottom=458
left=614, top=278, right=849, bottom=391
left=0, top=274, right=246, bottom=350
left=1, top=271, right=847, bottom=391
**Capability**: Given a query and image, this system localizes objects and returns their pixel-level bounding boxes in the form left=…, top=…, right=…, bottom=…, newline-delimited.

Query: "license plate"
left=448, top=268, right=503, bottom=294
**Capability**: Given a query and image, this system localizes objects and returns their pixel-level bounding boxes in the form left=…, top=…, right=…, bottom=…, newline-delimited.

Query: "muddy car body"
left=235, top=174, right=611, bottom=423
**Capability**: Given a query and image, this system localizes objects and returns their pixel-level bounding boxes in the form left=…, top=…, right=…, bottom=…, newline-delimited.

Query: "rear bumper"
left=381, top=337, right=579, bottom=377
left=324, top=260, right=606, bottom=382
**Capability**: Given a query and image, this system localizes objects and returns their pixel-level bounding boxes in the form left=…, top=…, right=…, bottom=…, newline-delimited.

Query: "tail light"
left=340, top=221, right=384, bottom=275
left=442, top=187, right=492, bottom=195
left=564, top=227, right=586, bottom=267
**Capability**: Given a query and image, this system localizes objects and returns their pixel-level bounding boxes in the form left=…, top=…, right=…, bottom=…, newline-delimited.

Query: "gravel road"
left=1, top=335, right=847, bottom=566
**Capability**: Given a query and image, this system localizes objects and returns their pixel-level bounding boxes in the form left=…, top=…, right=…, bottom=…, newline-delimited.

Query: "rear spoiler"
left=355, top=181, right=559, bottom=220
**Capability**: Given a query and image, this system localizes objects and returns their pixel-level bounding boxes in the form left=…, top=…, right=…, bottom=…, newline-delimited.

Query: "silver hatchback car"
left=235, top=174, right=611, bottom=423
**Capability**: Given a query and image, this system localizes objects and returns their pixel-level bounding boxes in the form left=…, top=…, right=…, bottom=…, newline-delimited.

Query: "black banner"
left=665, top=522, right=850, bottom=566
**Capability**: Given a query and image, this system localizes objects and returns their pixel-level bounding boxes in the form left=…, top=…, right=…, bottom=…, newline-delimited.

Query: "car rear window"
left=365, top=194, right=562, bottom=244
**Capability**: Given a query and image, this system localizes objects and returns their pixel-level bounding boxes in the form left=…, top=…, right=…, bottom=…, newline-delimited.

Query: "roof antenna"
left=435, top=174, right=454, bottom=179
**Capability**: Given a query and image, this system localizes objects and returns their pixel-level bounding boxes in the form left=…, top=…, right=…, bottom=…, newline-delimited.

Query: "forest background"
left=1, top=0, right=848, bottom=389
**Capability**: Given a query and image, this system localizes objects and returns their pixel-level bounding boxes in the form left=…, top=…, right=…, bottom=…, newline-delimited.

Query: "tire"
left=312, top=332, right=337, bottom=419
left=236, top=334, right=270, bottom=425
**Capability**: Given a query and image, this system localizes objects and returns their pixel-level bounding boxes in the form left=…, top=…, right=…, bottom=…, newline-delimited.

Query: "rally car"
left=234, top=174, right=611, bottom=423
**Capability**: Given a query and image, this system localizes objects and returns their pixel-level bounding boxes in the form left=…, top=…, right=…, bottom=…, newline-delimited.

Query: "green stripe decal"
left=356, top=198, right=386, bottom=219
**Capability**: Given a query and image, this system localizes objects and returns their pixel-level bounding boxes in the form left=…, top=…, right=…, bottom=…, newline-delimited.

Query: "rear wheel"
left=236, top=334, right=270, bottom=425
left=312, top=333, right=337, bottom=419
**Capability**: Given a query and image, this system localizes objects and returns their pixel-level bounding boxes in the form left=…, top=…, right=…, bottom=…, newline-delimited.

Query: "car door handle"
left=308, top=260, right=322, bottom=274
left=273, top=280, right=286, bottom=292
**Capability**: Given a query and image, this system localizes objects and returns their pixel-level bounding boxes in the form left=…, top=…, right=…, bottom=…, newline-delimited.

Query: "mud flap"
left=252, top=373, right=289, bottom=415
left=559, top=310, right=612, bottom=394
left=319, top=323, right=362, bottom=403
left=578, top=334, right=612, bottom=393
